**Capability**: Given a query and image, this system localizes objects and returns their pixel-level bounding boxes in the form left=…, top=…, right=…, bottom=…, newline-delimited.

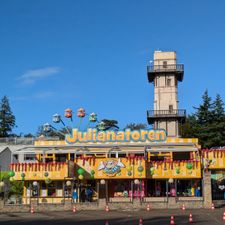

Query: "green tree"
left=9, top=181, right=23, bottom=198
left=0, top=96, right=16, bottom=137
left=96, top=119, right=119, bottom=131
left=181, top=115, right=199, bottom=138
left=208, top=94, right=225, bottom=147
left=194, top=90, right=213, bottom=125
left=212, top=94, right=224, bottom=121
left=124, top=123, right=147, bottom=131
left=181, top=90, right=225, bottom=148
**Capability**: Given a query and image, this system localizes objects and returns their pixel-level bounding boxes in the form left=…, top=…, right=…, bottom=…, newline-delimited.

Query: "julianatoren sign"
left=65, top=129, right=167, bottom=144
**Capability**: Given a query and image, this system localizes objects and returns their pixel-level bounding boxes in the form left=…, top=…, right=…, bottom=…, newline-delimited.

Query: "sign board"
left=65, top=129, right=167, bottom=144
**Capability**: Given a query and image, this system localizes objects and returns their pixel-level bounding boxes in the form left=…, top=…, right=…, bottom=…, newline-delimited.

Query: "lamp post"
left=33, top=181, right=39, bottom=204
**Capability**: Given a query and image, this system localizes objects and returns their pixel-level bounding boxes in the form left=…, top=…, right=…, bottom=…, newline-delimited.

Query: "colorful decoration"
left=138, top=166, right=144, bottom=172
left=89, top=113, right=97, bottom=122
left=78, top=175, right=84, bottom=180
left=45, top=178, right=52, bottom=184
left=33, top=181, right=38, bottom=186
left=43, top=123, right=51, bottom=132
left=134, top=179, right=140, bottom=185
left=127, top=171, right=132, bottom=176
left=65, top=108, right=73, bottom=119
left=52, top=114, right=61, bottom=123
left=77, top=168, right=85, bottom=175
left=98, top=159, right=125, bottom=177
left=66, top=181, right=72, bottom=186
left=8, top=171, right=15, bottom=177
left=126, top=165, right=132, bottom=172
left=186, top=163, right=193, bottom=170
left=44, top=172, right=49, bottom=177
left=0, top=181, right=5, bottom=188
left=168, top=178, right=174, bottom=183
left=150, top=167, right=155, bottom=175
left=96, top=121, right=106, bottom=131
left=9, top=177, right=14, bottom=182
left=175, top=167, right=180, bottom=174
left=100, top=179, right=105, bottom=185
left=77, top=108, right=85, bottom=118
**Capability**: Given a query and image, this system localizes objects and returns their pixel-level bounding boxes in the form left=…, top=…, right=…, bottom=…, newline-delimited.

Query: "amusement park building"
left=4, top=51, right=225, bottom=208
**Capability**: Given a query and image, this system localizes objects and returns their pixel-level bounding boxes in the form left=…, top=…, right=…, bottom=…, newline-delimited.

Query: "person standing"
left=72, top=189, right=78, bottom=203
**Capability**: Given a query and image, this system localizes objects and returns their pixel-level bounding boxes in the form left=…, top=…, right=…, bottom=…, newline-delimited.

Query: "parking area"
left=0, top=208, right=224, bottom=225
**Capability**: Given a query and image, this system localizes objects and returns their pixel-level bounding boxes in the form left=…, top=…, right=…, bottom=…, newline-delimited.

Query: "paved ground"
left=0, top=208, right=224, bottom=225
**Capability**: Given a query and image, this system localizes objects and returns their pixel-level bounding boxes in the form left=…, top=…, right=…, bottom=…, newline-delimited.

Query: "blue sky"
left=0, top=0, right=225, bottom=135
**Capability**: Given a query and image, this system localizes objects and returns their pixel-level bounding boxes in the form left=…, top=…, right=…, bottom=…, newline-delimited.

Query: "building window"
left=118, top=153, right=127, bottom=158
left=109, top=153, right=116, bottom=158
left=169, top=105, right=173, bottom=112
left=175, top=79, right=177, bottom=86
left=177, top=179, right=202, bottom=197
left=24, top=154, right=36, bottom=161
left=70, top=153, right=75, bottom=161
left=167, top=78, right=171, bottom=86
left=154, top=78, right=157, bottom=87
left=55, top=154, right=67, bottom=162
left=163, top=61, right=167, bottom=68
left=172, top=152, right=190, bottom=160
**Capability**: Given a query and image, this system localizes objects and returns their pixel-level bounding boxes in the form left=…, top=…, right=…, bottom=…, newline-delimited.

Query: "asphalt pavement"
left=0, top=208, right=224, bottom=225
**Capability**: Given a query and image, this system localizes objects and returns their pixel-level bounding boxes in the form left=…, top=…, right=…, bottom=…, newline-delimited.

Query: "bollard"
left=189, top=212, right=193, bottom=223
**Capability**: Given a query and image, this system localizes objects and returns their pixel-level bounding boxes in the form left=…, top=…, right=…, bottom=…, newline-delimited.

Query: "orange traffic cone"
left=211, top=203, right=215, bottom=210
left=30, top=205, right=34, bottom=214
left=182, top=204, right=186, bottom=210
left=170, top=215, right=175, bottom=225
left=139, top=218, right=143, bottom=225
left=105, top=205, right=110, bottom=212
left=72, top=205, right=77, bottom=213
left=223, top=210, right=225, bottom=221
left=189, top=212, right=193, bottom=223
left=146, top=204, right=150, bottom=211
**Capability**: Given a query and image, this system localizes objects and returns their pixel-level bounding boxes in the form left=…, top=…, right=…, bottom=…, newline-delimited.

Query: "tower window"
left=175, top=79, right=177, bottom=86
left=169, top=105, right=173, bottom=112
left=163, top=61, right=167, bottom=68
left=154, top=78, right=157, bottom=86
left=166, top=78, right=171, bottom=86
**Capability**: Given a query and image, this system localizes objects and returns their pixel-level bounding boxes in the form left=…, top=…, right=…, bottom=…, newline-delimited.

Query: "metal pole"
left=97, top=180, right=99, bottom=204
left=105, top=180, right=108, bottom=203
left=166, top=180, right=168, bottom=202
left=131, top=180, right=133, bottom=204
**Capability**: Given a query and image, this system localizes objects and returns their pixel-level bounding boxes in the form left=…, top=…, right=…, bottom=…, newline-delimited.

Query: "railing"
left=147, top=160, right=201, bottom=179
left=0, top=137, right=60, bottom=145
left=147, top=64, right=184, bottom=73
left=10, top=162, right=73, bottom=180
left=202, top=149, right=225, bottom=169
left=147, top=109, right=186, bottom=118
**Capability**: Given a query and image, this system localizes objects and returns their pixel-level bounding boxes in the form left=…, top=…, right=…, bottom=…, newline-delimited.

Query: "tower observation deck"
left=147, top=51, right=186, bottom=137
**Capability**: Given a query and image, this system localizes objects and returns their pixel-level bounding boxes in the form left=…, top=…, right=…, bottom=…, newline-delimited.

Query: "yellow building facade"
left=10, top=130, right=206, bottom=204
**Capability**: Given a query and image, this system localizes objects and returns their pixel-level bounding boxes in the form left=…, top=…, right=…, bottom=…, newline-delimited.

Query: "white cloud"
left=18, top=67, right=60, bottom=85
left=34, top=91, right=56, bottom=99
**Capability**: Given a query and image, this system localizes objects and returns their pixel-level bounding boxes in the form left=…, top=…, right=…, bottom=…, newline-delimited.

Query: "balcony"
left=10, top=161, right=74, bottom=180
left=202, top=149, right=225, bottom=170
left=147, top=160, right=201, bottom=179
left=147, top=64, right=184, bottom=82
left=147, top=109, right=186, bottom=124
left=75, top=157, right=146, bottom=179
